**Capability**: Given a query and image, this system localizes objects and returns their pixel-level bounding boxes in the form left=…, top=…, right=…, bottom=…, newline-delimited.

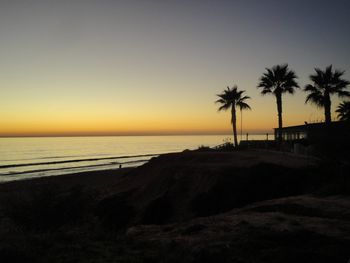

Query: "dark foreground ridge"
left=0, top=149, right=349, bottom=263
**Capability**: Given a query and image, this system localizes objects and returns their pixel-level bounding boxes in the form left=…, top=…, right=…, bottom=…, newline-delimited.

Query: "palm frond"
left=237, top=102, right=251, bottom=110
left=257, top=64, right=299, bottom=96
left=218, top=103, right=231, bottom=112
left=239, top=95, right=251, bottom=101
left=336, top=101, right=350, bottom=121
left=305, top=66, right=350, bottom=107
left=305, top=93, right=324, bottom=107
left=337, top=90, right=350, bottom=98
left=304, top=84, right=320, bottom=93
left=261, top=88, right=272, bottom=95
left=215, top=98, right=226, bottom=104
left=216, top=85, right=251, bottom=112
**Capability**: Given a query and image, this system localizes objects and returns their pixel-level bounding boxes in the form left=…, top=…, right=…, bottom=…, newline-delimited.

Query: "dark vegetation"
left=0, top=151, right=349, bottom=262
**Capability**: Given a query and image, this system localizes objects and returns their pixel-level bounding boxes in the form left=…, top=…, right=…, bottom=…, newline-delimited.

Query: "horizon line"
left=0, top=131, right=273, bottom=138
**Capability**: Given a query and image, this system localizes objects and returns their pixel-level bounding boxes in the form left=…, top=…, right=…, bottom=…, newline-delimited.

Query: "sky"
left=1, top=0, right=350, bottom=137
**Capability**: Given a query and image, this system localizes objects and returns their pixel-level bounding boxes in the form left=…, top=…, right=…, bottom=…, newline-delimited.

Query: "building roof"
left=274, top=121, right=348, bottom=131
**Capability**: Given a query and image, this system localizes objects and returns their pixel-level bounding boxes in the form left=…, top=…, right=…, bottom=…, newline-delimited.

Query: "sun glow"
left=0, top=1, right=348, bottom=137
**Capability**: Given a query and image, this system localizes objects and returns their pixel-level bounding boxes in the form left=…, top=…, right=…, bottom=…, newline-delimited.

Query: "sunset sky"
left=1, top=0, right=350, bottom=137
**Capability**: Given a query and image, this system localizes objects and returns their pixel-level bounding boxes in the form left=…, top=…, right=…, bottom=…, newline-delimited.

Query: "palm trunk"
left=231, top=106, right=238, bottom=147
left=240, top=109, right=243, bottom=141
left=324, top=92, right=331, bottom=124
left=276, top=93, right=283, bottom=143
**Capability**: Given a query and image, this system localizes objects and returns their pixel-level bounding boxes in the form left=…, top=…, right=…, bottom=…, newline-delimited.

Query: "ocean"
left=0, top=134, right=268, bottom=182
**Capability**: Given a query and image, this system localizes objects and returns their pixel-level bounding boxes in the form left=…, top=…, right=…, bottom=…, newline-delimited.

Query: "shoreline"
left=0, top=167, right=134, bottom=200
left=1, top=167, right=133, bottom=183
left=0, top=153, right=160, bottom=169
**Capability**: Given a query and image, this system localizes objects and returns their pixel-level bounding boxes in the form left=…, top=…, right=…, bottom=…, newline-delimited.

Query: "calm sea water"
left=0, top=135, right=268, bottom=182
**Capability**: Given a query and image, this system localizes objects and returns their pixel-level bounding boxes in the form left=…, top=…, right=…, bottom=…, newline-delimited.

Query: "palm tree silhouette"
left=257, top=64, right=299, bottom=142
left=216, top=86, right=251, bottom=147
left=304, top=65, right=350, bottom=124
left=336, top=101, right=350, bottom=121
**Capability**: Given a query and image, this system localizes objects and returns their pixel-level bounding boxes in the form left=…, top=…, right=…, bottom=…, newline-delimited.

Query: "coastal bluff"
left=0, top=150, right=349, bottom=263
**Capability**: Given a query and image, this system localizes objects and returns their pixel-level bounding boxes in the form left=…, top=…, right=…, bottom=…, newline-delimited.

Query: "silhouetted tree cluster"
left=304, top=65, right=350, bottom=124
left=216, top=64, right=350, bottom=145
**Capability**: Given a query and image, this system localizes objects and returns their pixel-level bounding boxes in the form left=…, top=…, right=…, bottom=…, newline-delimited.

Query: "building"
left=273, top=121, right=350, bottom=157
left=274, top=121, right=350, bottom=143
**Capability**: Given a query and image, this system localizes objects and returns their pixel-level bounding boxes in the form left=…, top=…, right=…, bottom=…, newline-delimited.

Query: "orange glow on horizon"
left=0, top=1, right=349, bottom=138
left=0, top=108, right=313, bottom=137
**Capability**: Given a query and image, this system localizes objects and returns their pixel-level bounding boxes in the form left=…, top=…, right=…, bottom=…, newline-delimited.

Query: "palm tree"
left=216, top=86, right=251, bottom=147
left=336, top=101, right=350, bottom=121
left=304, top=65, right=350, bottom=124
left=257, top=64, right=299, bottom=142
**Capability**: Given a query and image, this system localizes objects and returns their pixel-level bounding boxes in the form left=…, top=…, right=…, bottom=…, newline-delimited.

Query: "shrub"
left=215, top=142, right=235, bottom=151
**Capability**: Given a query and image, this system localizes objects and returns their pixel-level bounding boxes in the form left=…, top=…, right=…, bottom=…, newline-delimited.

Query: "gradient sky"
left=1, top=0, right=350, bottom=136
